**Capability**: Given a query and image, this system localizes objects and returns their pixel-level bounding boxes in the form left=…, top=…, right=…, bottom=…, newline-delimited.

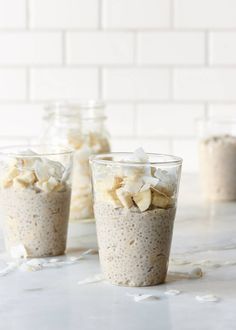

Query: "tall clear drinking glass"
left=0, top=145, right=73, bottom=258
left=90, top=152, right=182, bottom=287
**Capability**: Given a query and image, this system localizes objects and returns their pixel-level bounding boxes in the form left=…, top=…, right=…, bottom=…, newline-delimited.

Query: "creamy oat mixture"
left=0, top=150, right=71, bottom=257
left=199, top=134, right=236, bottom=201
left=68, top=131, right=110, bottom=220
left=92, top=149, right=179, bottom=287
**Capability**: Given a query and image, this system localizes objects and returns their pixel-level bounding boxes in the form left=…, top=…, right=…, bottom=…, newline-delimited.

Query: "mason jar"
left=42, top=101, right=111, bottom=221
left=198, top=117, right=236, bottom=201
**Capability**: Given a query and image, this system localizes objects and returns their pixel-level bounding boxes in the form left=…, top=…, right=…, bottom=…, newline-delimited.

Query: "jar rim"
left=90, top=152, right=183, bottom=167
left=45, top=100, right=106, bottom=120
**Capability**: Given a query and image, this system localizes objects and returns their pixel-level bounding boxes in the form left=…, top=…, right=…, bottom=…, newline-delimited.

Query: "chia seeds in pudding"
left=0, top=148, right=72, bottom=258
left=199, top=135, right=236, bottom=201
left=91, top=149, right=182, bottom=287
left=94, top=202, right=176, bottom=286
left=1, top=186, right=71, bottom=257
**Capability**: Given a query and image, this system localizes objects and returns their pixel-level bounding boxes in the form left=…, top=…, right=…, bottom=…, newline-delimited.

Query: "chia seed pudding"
left=0, top=148, right=72, bottom=257
left=2, top=187, right=71, bottom=257
left=199, top=135, right=236, bottom=201
left=90, top=149, right=182, bottom=287
left=94, top=203, right=176, bottom=286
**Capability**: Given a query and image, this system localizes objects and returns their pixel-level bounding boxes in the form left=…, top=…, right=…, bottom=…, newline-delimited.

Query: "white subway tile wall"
left=30, top=68, right=99, bottom=100
left=103, top=68, right=170, bottom=101
left=0, top=0, right=235, bottom=172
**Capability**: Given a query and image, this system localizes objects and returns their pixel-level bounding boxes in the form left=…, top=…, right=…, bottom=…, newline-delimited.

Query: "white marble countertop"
left=0, top=174, right=236, bottom=330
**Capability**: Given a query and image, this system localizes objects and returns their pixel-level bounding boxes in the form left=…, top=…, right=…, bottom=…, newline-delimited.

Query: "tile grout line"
left=26, top=0, right=30, bottom=29
left=98, top=67, right=103, bottom=99
left=133, top=103, right=138, bottom=137
left=26, top=67, right=30, bottom=102
left=98, top=0, right=103, bottom=97
left=0, top=99, right=236, bottom=105
left=169, top=68, right=174, bottom=101
left=169, top=138, right=174, bottom=154
left=133, top=32, right=138, bottom=65
left=62, top=30, right=66, bottom=66
left=23, top=0, right=30, bottom=102
left=98, top=0, right=103, bottom=29
left=2, top=63, right=236, bottom=69
left=0, top=133, right=200, bottom=140
left=205, top=30, right=209, bottom=66
left=204, top=102, right=209, bottom=119
left=170, top=0, right=174, bottom=29
left=2, top=27, right=236, bottom=33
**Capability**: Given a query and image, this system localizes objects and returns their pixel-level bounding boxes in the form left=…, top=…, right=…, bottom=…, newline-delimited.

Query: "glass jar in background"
left=198, top=117, right=236, bottom=201
left=42, top=101, right=111, bottom=221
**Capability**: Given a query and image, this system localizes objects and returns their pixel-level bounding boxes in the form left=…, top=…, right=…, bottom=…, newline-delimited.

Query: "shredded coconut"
left=164, top=289, right=181, bottom=296
left=195, top=294, right=220, bottom=303
left=127, top=293, right=159, bottom=302
left=0, top=262, right=18, bottom=276
left=170, top=258, right=192, bottom=265
left=169, top=267, right=203, bottom=279
left=77, top=273, right=104, bottom=285
left=10, top=244, right=27, bottom=259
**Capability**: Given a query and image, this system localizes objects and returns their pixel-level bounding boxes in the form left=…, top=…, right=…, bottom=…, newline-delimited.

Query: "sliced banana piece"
left=133, top=189, right=151, bottom=212
left=96, top=176, right=123, bottom=206
left=104, top=190, right=122, bottom=208
left=2, top=178, right=13, bottom=188
left=7, top=166, right=19, bottom=180
left=95, top=176, right=123, bottom=197
left=116, top=187, right=133, bottom=208
left=35, top=177, right=60, bottom=193
left=2, top=166, right=19, bottom=188
left=14, top=170, right=36, bottom=187
left=47, top=177, right=60, bottom=191
left=13, top=178, right=26, bottom=189
left=108, top=176, right=123, bottom=191
left=67, top=132, right=83, bottom=149
left=97, top=176, right=123, bottom=192
left=151, top=187, right=170, bottom=209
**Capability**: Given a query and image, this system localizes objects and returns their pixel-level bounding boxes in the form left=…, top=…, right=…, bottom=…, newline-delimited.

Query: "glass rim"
left=90, top=152, right=183, bottom=166
left=0, top=144, right=74, bottom=158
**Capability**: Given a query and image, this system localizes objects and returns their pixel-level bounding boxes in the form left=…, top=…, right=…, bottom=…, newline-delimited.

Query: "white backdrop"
left=0, top=0, right=236, bottom=172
